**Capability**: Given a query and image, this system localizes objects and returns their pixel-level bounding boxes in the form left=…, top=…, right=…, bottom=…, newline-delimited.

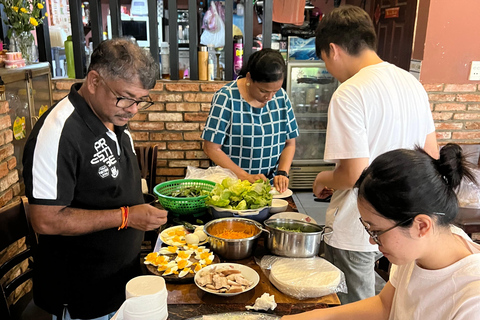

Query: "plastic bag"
left=257, top=255, right=347, bottom=300
left=456, top=168, right=480, bottom=208
left=185, top=166, right=237, bottom=184
left=200, top=2, right=225, bottom=48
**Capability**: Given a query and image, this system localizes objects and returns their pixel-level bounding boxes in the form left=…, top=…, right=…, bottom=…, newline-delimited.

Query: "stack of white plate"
left=113, top=275, right=168, bottom=320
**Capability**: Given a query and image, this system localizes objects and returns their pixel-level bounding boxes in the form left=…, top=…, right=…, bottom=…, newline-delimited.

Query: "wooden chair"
left=135, top=144, right=159, bottom=194
left=0, top=198, right=50, bottom=320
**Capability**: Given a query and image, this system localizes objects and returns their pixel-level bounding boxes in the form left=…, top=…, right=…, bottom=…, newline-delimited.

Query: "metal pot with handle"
left=263, top=219, right=330, bottom=258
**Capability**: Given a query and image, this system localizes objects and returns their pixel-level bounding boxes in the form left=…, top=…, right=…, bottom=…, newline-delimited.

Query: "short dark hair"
left=238, top=48, right=285, bottom=83
left=355, top=144, right=477, bottom=227
left=315, top=5, right=377, bottom=57
left=88, top=38, right=159, bottom=89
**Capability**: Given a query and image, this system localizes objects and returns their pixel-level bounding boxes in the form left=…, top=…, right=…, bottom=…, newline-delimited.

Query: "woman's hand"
left=244, top=173, right=268, bottom=183
left=274, top=175, right=289, bottom=194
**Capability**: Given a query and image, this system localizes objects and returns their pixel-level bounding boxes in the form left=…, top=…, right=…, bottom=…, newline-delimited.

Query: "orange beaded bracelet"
left=118, top=206, right=129, bottom=230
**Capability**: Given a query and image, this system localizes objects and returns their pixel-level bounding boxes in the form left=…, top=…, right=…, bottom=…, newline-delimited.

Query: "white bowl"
left=269, top=199, right=289, bottom=213
left=194, top=263, right=259, bottom=296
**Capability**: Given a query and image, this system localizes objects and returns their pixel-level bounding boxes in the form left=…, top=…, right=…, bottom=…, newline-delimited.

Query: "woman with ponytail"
left=283, top=143, right=480, bottom=320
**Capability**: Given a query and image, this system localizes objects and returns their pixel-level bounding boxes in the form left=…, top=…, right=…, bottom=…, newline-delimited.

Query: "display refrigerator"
left=286, top=61, right=338, bottom=189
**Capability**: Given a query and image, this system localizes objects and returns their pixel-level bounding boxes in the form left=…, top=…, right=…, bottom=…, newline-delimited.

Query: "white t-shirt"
left=323, top=62, right=435, bottom=251
left=389, top=227, right=480, bottom=319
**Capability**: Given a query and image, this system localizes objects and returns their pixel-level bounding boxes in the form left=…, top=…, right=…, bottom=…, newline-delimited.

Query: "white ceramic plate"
left=194, top=263, right=260, bottom=297
left=160, top=225, right=208, bottom=246
left=271, top=188, right=293, bottom=199
left=268, top=212, right=317, bottom=224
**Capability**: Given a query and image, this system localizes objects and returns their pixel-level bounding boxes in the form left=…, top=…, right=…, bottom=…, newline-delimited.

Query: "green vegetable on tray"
left=171, top=186, right=210, bottom=198
left=205, top=177, right=273, bottom=210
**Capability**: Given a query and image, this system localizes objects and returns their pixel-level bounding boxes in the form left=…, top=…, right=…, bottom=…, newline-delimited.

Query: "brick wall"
left=0, top=98, right=30, bottom=307
left=426, top=84, right=480, bottom=144
left=52, top=79, right=480, bottom=184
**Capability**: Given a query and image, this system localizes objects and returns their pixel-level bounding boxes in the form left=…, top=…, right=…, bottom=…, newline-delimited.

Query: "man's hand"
left=129, top=204, right=168, bottom=231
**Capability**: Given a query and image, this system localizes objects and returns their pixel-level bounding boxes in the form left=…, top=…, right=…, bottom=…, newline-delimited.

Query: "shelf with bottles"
left=296, top=113, right=327, bottom=131
left=294, top=132, right=327, bottom=160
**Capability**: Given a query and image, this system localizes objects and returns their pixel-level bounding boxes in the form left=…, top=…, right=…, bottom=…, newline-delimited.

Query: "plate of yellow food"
left=159, top=225, right=209, bottom=246
left=144, top=243, right=219, bottom=283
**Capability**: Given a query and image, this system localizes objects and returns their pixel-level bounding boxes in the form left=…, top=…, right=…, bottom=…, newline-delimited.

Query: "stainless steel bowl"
left=204, top=218, right=263, bottom=260
left=264, top=219, right=325, bottom=258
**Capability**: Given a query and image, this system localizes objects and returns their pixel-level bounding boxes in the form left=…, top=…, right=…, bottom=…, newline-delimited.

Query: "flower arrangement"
left=0, top=0, right=47, bottom=38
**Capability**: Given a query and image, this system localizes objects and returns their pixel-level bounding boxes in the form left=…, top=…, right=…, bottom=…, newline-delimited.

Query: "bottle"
left=160, top=42, right=170, bottom=79
left=0, top=77, right=5, bottom=101
left=208, top=58, right=214, bottom=81
left=233, top=35, right=243, bottom=79
left=65, top=36, right=76, bottom=79
left=198, top=45, right=208, bottom=81
left=207, top=44, right=216, bottom=78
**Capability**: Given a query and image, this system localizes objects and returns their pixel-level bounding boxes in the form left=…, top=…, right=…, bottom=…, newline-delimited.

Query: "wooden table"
left=144, top=196, right=340, bottom=319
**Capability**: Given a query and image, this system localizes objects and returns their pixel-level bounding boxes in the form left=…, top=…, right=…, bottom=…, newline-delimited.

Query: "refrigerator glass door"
left=287, top=61, right=337, bottom=165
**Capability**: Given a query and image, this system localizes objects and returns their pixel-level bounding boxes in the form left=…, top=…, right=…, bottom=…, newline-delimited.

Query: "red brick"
left=53, top=91, right=69, bottom=102
left=436, top=131, right=452, bottom=140
left=129, top=121, right=165, bottom=131
left=55, top=80, right=82, bottom=90
left=467, top=104, right=480, bottom=111
left=428, top=93, right=456, bottom=102
left=158, top=168, right=185, bottom=176
left=432, top=112, right=453, bottom=120
left=153, top=82, right=164, bottom=90
left=7, top=156, right=16, bottom=170
left=201, top=103, right=211, bottom=112
left=131, top=113, right=148, bottom=121
left=157, top=151, right=184, bottom=159
left=0, top=162, right=8, bottom=179
left=165, top=103, right=200, bottom=112
left=200, top=83, right=227, bottom=92
left=184, top=93, right=214, bottom=102
left=12, top=182, right=21, bottom=196
left=185, top=151, right=208, bottom=159
left=0, top=144, right=14, bottom=162
left=157, top=160, right=168, bottom=167
left=151, top=133, right=183, bottom=141
left=150, top=93, right=183, bottom=102
left=434, top=103, right=466, bottom=111
left=456, top=94, right=480, bottom=102
left=200, top=123, right=206, bottom=131
left=444, top=84, right=477, bottom=92
left=142, top=103, right=164, bottom=111
left=0, top=189, right=13, bottom=207
left=184, top=132, right=203, bottom=140
left=452, top=132, right=480, bottom=140
left=7, top=170, right=18, bottom=186
left=169, top=160, right=200, bottom=167
left=166, top=123, right=199, bottom=131
left=435, top=122, right=464, bottom=130
left=0, top=115, right=11, bottom=130
left=184, top=113, right=209, bottom=122
left=423, top=83, right=444, bottom=92
left=165, top=83, right=200, bottom=92
left=465, top=122, right=480, bottom=130
left=149, top=113, right=183, bottom=122
left=0, top=101, right=9, bottom=114
left=453, top=113, right=480, bottom=120
left=168, top=142, right=201, bottom=150
left=131, top=131, right=149, bottom=141
left=2, top=129, right=12, bottom=145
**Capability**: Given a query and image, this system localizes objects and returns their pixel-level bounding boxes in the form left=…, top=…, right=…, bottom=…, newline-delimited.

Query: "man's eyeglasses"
left=359, top=211, right=445, bottom=246
left=100, top=76, right=154, bottom=110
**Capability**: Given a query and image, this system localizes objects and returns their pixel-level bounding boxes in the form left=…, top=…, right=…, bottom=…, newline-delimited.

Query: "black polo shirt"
left=23, top=83, right=144, bottom=318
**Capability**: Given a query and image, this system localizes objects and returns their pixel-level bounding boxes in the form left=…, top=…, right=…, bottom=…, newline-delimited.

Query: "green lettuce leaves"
left=205, top=177, right=273, bottom=210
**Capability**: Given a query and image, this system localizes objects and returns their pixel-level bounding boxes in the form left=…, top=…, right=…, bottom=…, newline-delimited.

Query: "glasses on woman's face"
left=359, top=212, right=446, bottom=246
left=359, top=217, right=413, bottom=246
left=100, top=76, right=154, bottom=110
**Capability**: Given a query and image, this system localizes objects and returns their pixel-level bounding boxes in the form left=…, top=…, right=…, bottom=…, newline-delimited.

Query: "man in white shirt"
left=313, top=5, right=439, bottom=304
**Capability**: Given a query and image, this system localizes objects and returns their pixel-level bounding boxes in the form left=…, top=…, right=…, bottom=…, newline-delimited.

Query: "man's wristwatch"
left=276, top=170, right=289, bottom=178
